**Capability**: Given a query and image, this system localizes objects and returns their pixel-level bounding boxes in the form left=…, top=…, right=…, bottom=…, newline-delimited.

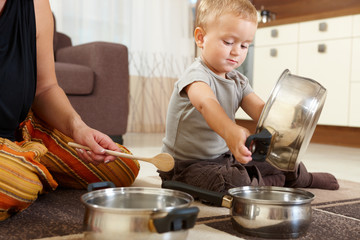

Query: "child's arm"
left=240, top=92, right=265, bottom=123
left=185, top=81, right=254, bottom=164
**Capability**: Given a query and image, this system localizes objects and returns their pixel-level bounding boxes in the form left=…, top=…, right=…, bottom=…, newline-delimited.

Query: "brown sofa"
left=53, top=17, right=129, bottom=144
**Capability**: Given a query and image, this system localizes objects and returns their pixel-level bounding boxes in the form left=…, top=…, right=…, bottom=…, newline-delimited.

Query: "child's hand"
left=225, top=125, right=253, bottom=164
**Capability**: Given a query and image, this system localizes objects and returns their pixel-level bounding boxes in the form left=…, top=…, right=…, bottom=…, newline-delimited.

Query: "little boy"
left=159, top=0, right=339, bottom=192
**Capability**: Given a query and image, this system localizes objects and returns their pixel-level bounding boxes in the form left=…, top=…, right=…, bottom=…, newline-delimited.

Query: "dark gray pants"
left=158, top=151, right=312, bottom=193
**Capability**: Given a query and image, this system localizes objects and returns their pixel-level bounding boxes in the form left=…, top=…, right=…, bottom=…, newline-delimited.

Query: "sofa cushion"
left=55, top=62, right=94, bottom=95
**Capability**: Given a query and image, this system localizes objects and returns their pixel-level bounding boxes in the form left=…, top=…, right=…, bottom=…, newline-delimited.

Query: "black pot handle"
left=162, top=181, right=226, bottom=207
left=87, top=181, right=115, bottom=192
left=152, top=207, right=199, bottom=233
left=245, top=128, right=272, bottom=162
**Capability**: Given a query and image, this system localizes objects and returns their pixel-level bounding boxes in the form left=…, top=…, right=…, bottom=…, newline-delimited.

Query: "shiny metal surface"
left=228, top=186, right=315, bottom=239
left=81, top=187, right=194, bottom=240
left=257, top=69, right=327, bottom=171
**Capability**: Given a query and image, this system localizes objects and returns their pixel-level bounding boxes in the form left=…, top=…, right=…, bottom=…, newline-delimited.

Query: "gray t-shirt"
left=162, top=58, right=253, bottom=161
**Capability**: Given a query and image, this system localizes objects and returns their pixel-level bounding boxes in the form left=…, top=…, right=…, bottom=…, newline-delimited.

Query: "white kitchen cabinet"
left=299, top=16, right=352, bottom=42
left=252, top=23, right=299, bottom=101
left=253, top=44, right=298, bottom=101
left=353, top=14, right=360, bottom=37
left=297, top=16, right=353, bottom=126
left=349, top=83, right=360, bottom=126
left=298, top=39, right=352, bottom=126
left=351, top=37, right=360, bottom=82
left=349, top=37, right=360, bottom=127
left=248, top=14, right=360, bottom=127
left=255, top=23, right=299, bottom=46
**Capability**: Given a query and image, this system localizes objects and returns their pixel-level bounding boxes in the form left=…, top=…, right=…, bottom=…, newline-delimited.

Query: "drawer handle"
left=270, top=48, right=277, bottom=57
left=271, top=29, right=278, bottom=38
left=318, top=44, right=327, bottom=53
left=319, top=22, right=328, bottom=32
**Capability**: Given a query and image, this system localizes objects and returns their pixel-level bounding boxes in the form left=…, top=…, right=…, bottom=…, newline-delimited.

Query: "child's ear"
left=194, top=27, right=205, bottom=48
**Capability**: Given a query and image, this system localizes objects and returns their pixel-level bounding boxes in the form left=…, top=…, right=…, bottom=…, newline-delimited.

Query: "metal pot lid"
left=256, top=69, right=326, bottom=171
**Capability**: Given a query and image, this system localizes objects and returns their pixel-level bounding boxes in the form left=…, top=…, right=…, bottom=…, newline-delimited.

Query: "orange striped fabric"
left=0, top=111, right=140, bottom=220
left=20, top=112, right=140, bottom=188
left=0, top=138, right=58, bottom=221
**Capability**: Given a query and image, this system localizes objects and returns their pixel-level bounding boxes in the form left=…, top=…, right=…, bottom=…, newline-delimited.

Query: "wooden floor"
left=236, top=119, right=360, bottom=148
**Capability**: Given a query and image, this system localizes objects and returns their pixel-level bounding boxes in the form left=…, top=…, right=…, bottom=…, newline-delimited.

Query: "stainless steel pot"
left=82, top=182, right=199, bottom=240
left=162, top=181, right=315, bottom=239
left=228, top=186, right=314, bottom=238
left=246, top=69, right=327, bottom=171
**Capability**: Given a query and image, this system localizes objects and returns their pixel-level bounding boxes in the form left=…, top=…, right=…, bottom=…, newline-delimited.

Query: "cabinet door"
left=255, top=23, right=299, bottom=46
left=350, top=37, right=360, bottom=127
left=353, top=14, right=360, bottom=37
left=298, top=39, right=351, bottom=126
left=351, top=37, right=360, bottom=82
left=349, top=83, right=360, bottom=127
left=299, top=15, right=352, bottom=42
left=253, top=44, right=298, bottom=101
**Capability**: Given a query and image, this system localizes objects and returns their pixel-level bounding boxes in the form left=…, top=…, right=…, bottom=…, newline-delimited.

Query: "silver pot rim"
left=228, top=186, right=315, bottom=206
left=81, top=187, right=194, bottom=213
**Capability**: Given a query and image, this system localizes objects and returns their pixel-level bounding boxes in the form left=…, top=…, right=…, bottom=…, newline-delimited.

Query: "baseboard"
left=235, top=119, right=360, bottom=148
left=110, top=135, right=123, bottom=145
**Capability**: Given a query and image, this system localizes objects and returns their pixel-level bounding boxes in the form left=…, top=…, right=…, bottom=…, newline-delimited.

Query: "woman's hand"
left=72, top=125, right=121, bottom=165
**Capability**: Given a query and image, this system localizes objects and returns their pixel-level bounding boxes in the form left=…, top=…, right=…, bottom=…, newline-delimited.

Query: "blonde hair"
left=196, top=0, right=258, bottom=29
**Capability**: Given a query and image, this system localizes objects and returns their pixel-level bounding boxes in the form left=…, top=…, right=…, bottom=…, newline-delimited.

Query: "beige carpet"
left=17, top=176, right=358, bottom=240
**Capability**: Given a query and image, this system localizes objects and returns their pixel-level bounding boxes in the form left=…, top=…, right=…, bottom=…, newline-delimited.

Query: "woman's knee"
left=20, top=112, right=140, bottom=188
left=0, top=145, right=46, bottom=220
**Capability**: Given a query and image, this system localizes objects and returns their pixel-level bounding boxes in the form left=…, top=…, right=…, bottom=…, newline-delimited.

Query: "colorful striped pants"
left=0, top=112, right=140, bottom=221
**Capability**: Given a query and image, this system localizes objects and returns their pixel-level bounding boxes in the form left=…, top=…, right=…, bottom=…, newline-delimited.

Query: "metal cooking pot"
left=246, top=69, right=327, bottom=171
left=162, top=181, right=315, bottom=239
left=81, top=182, right=199, bottom=240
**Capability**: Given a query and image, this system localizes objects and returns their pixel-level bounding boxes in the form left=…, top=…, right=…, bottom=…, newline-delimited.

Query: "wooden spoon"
left=68, top=142, right=174, bottom=172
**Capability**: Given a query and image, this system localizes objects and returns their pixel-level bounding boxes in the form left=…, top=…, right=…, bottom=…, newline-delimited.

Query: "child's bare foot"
left=308, top=172, right=339, bottom=190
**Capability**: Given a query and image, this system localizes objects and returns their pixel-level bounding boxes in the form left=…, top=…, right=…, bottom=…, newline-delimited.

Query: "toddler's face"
left=197, top=13, right=257, bottom=78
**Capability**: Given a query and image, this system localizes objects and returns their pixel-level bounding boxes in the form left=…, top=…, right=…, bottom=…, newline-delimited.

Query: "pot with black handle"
left=162, top=180, right=315, bottom=239
left=82, top=181, right=199, bottom=240
left=245, top=69, right=327, bottom=172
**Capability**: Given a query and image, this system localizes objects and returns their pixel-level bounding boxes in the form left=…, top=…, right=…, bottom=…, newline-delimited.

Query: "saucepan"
left=162, top=181, right=315, bottom=239
left=245, top=69, right=327, bottom=171
left=81, top=182, right=199, bottom=240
